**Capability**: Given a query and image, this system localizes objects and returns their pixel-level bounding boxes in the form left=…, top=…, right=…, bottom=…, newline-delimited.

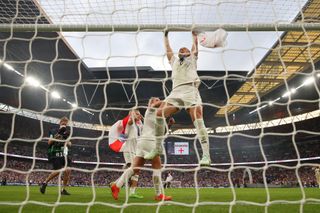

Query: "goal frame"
left=1, top=23, right=320, bottom=32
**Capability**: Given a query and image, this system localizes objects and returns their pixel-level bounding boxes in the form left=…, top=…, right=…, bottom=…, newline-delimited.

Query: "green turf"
left=0, top=186, right=319, bottom=213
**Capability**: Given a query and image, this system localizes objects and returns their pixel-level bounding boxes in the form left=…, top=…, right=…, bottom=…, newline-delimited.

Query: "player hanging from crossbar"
left=145, top=31, right=211, bottom=166
left=111, top=97, right=173, bottom=201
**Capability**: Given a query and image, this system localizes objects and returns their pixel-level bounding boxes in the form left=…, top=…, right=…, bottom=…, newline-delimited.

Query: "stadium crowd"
left=3, top=138, right=320, bottom=165
left=1, top=114, right=320, bottom=188
left=1, top=157, right=319, bottom=188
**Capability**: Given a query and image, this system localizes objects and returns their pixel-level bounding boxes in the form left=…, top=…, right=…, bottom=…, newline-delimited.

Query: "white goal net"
left=0, top=0, right=320, bottom=212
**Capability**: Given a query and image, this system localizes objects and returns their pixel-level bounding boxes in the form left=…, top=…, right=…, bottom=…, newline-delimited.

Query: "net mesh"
left=0, top=0, right=320, bottom=212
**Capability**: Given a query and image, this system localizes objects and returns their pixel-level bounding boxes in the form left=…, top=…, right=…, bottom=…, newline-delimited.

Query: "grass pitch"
left=0, top=186, right=319, bottom=213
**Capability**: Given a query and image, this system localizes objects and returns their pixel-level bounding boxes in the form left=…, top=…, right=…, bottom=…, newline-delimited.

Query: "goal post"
left=1, top=23, right=320, bottom=32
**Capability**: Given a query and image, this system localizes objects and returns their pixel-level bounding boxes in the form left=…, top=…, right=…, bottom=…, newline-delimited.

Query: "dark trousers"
left=164, top=182, right=171, bottom=188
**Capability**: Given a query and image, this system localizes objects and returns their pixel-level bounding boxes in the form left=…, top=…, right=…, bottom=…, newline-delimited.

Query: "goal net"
left=0, top=0, right=320, bottom=212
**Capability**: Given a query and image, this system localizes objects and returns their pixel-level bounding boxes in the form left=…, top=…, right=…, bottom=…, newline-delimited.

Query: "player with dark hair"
left=40, top=117, right=72, bottom=195
left=145, top=31, right=211, bottom=166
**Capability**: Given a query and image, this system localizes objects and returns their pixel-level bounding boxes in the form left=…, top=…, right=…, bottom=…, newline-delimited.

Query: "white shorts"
left=135, top=138, right=156, bottom=159
left=165, top=84, right=202, bottom=110
left=121, top=138, right=137, bottom=164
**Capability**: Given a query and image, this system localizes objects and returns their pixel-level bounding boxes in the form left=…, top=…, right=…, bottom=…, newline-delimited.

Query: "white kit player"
left=122, top=110, right=143, bottom=168
left=109, top=109, right=143, bottom=168
left=164, top=172, right=173, bottom=188
left=145, top=31, right=211, bottom=166
left=111, top=97, right=173, bottom=201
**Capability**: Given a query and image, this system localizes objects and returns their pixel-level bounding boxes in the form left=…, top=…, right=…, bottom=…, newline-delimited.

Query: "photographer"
left=40, top=117, right=72, bottom=195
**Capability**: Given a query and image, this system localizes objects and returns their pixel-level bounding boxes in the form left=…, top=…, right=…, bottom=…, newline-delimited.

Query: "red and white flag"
left=108, top=116, right=130, bottom=152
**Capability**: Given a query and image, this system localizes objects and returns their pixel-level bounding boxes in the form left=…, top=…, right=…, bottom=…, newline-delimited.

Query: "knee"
left=196, top=111, right=202, bottom=119
left=192, top=112, right=202, bottom=122
left=189, top=108, right=202, bottom=121
left=133, top=167, right=140, bottom=175
left=123, top=163, right=131, bottom=169
left=125, top=168, right=134, bottom=177
left=195, top=107, right=203, bottom=119
left=130, top=174, right=139, bottom=182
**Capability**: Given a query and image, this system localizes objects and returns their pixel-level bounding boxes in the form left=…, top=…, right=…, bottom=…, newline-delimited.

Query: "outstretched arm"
left=191, top=31, right=198, bottom=57
left=164, top=31, right=174, bottom=61
left=128, top=112, right=143, bottom=125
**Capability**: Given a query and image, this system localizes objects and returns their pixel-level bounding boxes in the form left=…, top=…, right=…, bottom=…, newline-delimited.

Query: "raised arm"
left=128, top=117, right=134, bottom=125
left=48, top=139, right=54, bottom=145
left=191, top=31, right=198, bottom=57
left=128, top=110, right=142, bottom=125
left=164, top=31, right=174, bottom=61
left=66, top=141, right=72, bottom=147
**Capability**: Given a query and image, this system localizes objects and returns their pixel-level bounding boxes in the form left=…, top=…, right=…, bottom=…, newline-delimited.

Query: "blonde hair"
left=129, top=108, right=140, bottom=115
left=60, top=116, right=69, bottom=124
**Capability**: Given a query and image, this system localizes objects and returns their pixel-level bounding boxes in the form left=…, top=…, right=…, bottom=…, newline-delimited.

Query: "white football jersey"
left=166, top=174, right=173, bottom=182
left=122, top=119, right=142, bottom=153
left=170, top=55, right=200, bottom=89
